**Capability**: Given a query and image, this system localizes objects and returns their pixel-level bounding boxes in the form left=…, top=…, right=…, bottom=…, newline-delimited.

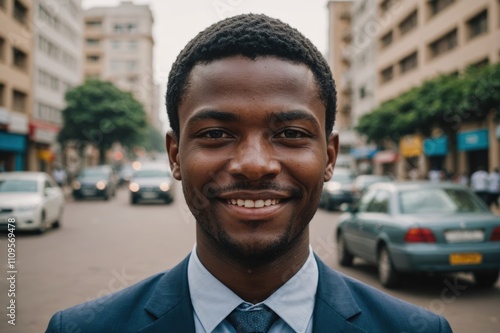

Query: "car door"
left=359, top=189, right=391, bottom=263
left=343, top=189, right=377, bottom=258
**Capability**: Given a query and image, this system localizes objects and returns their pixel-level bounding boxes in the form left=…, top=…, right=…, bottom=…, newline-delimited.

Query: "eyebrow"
left=267, top=111, right=321, bottom=129
left=186, top=109, right=240, bottom=125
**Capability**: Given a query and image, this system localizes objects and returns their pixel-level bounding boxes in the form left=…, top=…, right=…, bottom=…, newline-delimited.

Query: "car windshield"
left=80, top=169, right=109, bottom=178
left=399, top=188, right=487, bottom=214
left=0, top=179, right=38, bottom=192
left=134, top=170, right=170, bottom=178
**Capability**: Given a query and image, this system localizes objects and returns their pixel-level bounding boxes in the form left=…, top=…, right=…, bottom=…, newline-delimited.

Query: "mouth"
left=225, top=198, right=281, bottom=208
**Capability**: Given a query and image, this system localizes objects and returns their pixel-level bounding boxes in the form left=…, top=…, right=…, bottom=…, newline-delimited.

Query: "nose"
left=227, top=135, right=281, bottom=181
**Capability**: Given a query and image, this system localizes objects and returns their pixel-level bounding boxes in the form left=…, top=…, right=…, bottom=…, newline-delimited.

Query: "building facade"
left=375, top=0, right=500, bottom=178
left=83, top=1, right=156, bottom=125
left=0, top=0, right=32, bottom=171
left=31, top=0, right=83, bottom=172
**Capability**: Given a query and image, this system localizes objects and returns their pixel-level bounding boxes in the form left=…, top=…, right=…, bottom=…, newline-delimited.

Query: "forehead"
left=179, top=56, right=323, bottom=121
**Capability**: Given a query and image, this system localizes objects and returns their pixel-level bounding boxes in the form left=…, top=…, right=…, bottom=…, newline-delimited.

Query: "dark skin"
left=167, top=56, right=338, bottom=303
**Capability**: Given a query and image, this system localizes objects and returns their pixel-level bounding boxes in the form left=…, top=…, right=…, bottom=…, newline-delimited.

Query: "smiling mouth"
left=226, top=199, right=281, bottom=208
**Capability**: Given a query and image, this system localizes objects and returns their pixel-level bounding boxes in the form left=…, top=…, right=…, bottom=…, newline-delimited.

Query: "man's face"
left=167, top=56, right=337, bottom=261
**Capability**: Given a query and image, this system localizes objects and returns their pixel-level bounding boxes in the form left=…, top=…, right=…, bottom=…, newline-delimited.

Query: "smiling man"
left=46, top=14, right=453, bottom=333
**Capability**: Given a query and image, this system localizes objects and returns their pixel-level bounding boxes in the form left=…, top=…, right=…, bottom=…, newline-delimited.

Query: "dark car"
left=129, top=166, right=175, bottom=204
left=336, top=181, right=500, bottom=288
left=320, top=168, right=355, bottom=211
left=72, top=166, right=117, bottom=200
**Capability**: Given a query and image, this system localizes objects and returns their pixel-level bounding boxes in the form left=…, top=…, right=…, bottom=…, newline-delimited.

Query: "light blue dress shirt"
left=187, top=245, right=318, bottom=333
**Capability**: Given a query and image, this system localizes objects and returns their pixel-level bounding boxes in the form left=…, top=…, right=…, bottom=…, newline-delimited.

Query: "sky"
left=81, top=0, right=331, bottom=129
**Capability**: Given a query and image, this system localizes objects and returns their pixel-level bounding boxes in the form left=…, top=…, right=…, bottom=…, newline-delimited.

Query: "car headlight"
left=325, top=182, right=342, bottom=192
left=72, top=181, right=81, bottom=190
left=18, top=204, right=38, bottom=212
left=159, top=182, right=170, bottom=191
left=129, top=183, right=140, bottom=192
left=96, top=181, right=107, bottom=190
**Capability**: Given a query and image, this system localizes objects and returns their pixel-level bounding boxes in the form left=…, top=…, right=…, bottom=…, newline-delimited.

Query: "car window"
left=0, top=179, right=38, bottom=192
left=366, top=190, right=390, bottom=213
left=44, top=180, right=53, bottom=189
left=399, top=188, right=487, bottom=214
left=358, top=189, right=377, bottom=213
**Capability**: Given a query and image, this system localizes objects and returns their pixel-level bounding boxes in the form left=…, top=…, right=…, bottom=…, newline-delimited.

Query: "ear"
left=166, top=131, right=182, bottom=180
left=324, top=130, right=339, bottom=182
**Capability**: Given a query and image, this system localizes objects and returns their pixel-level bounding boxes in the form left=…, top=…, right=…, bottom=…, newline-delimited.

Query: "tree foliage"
left=58, top=79, right=147, bottom=162
left=355, top=63, right=500, bottom=144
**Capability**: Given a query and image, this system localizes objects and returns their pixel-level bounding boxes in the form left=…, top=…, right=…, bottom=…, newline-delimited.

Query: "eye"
left=276, top=129, right=307, bottom=139
left=201, top=129, right=230, bottom=139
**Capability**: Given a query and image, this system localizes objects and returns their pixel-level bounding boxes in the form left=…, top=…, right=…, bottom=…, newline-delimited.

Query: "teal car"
left=336, top=181, right=500, bottom=288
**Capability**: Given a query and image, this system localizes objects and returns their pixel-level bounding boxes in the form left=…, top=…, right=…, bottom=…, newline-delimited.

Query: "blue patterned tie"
left=227, top=305, right=278, bottom=333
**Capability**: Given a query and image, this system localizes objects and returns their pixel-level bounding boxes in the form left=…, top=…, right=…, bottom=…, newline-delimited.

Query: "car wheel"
left=378, top=246, right=399, bottom=288
left=53, top=208, right=63, bottom=229
left=337, top=233, right=354, bottom=267
left=473, top=270, right=499, bottom=288
left=104, top=191, right=110, bottom=201
left=130, top=195, right=138, bottom=205
left=37, top=211, right=47, bottom=234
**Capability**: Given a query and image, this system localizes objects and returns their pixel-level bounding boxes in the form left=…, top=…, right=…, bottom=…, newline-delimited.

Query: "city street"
left=0, top=184, right=499, bottom=333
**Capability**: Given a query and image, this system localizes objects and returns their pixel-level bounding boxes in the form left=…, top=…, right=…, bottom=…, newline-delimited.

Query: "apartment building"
left=376, top=0, right=500, bottom=177
left=327, top=0, right=356, bottom=154
left=0, top=0, right=32, bottom=171
left=31, top=0, right=83, bottom=172
left=83, top=1, right=156, bottom=125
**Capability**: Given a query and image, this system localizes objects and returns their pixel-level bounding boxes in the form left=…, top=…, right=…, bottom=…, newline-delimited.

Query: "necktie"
left=227, top=305, right=279, bottom=333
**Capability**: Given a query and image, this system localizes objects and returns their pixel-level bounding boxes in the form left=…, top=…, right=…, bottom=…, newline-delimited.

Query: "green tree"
left=137, top=123, right=166, bottom=153
left=355, top=63, right=500, bottom=143
left=58, top=80, right=147, bottom=164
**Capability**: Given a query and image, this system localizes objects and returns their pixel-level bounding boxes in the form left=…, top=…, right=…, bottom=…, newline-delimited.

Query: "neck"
left=196, top=228, right=310, bottom=303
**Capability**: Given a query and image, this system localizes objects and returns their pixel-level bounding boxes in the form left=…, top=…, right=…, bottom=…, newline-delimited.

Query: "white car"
left=0, top=172, right=65, bottom=233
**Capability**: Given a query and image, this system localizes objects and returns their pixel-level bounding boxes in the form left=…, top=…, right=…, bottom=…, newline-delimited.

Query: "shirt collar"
left=188, top=245, right=318, bottom=333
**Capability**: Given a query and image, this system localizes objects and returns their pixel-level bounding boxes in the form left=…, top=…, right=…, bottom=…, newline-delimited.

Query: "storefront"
left=399, top=135, right=423, bottom=179
left=457, top=129, right=489, bottom=174
left=0, top=109, right=29, bottom=171
left=373, top=150, right=398, bottom=176
left=28, top=121, right=59, bottom=172
left=424, top=135, right=448, bottom=171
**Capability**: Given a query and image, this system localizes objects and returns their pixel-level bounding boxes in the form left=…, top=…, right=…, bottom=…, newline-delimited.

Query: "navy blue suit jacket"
left=46, top=254, right=453, bottom=333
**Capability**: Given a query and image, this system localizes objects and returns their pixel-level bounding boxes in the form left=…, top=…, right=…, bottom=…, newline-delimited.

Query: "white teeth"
left=227, top=199, right=281, bottom=208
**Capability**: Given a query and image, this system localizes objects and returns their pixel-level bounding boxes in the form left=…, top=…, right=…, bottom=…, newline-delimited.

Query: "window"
left=114, top=24, right=123, bottom=33
left=86, top=20, right=102, bottom=28
left=399, top=52, right=418, bottom=74
left=87, top=55, right=100, bottom=63
left=12, top=47, right=28, bottom=70
left=366, top=190, right=390, bottom=213
left=380, top=31, right=393, bottom=49
left=0, top=83, right=5, bottom=106
left=380, top=0, right=397, bottom=13
left=467, top=10, right=488, bottom=39
left=0, top=36, right=5, bottom=62
left=470, top=58, right=489, bottom=68
left=126, top=23, right=137, bottom=33
left=429, top=0, right=454, bottom=17
left=128, top=40, right=138, bottom=50
left=359, top=86, right=367, bottom=99
left=86, top=39, right=100, bottom=46
left=429, top=29, right=457, bottom=58
left=111, top=60, right=120, bottom=72
left=13, top=0, right=28, bottom=25
left=0, top=0, right=5, bottom=10
left=399, top=10, right=418, bottom=36
left=381, top=66, right=394, bottom=83
left=127, top=60, right=137, bottom=70
left=12, top=90, right=27, bottom=112
left=112, top=40, right=121, bottom=49
left=35, top=103, right=62, bottom=124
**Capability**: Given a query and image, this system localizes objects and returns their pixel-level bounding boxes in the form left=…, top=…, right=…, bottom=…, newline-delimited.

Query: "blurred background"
left=0, top=0, right=499, bottom=332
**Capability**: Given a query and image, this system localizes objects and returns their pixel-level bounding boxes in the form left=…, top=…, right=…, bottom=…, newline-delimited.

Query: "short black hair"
left=166, top=13, right=336, bottom=139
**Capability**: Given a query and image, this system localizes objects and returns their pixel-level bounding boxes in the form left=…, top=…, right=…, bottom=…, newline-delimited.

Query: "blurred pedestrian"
left=428, top=167, right=441, bottom=182
left=471, top=166, right=489, bottom=204
left=453, top=172, right=469, bottom=187
left=45, top=14, right=453, bottom=333
left=488, top=167, right=500, bottom=208
left=52, top=166, right=67, bottom=187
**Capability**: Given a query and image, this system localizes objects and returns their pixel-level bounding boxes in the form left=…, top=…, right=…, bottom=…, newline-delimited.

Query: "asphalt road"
left=0, top=184, right=499, bottom=332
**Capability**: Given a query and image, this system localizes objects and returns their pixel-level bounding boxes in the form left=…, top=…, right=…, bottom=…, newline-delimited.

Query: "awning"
left=350, top=147, right=378, bottom=159
left=373, top=150, right=398, bottom=164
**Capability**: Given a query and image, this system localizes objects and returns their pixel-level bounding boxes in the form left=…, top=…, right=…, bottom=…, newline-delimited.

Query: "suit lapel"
left=138, top=256, right=196, bottom=333
left=313, top=256, right=367, bottom=333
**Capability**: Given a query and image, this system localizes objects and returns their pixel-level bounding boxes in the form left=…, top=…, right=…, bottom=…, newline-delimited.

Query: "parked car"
left=0, top=172, right=64, bottom=233
left=129, top=165, right=175, bottom=204
left=352, top=174, right=394, bottom=200
left=72, top=165, right=117, bottom=200
left=336, top=181, right=500, bottom=288
left=320, top=168, right=355, bottom=211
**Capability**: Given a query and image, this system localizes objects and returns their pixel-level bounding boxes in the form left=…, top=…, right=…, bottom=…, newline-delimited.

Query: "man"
left=488, top=167, right=500, bottom=208
left=46, top=14, right=453, bottom=333
left=470, top=166, right=489, bottom=205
